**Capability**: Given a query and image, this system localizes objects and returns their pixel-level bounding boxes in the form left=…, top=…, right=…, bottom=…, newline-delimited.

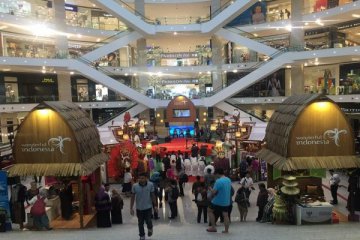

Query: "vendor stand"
left=257, top=94, right=360, bottom=224
left=8, top=101, right=108, bottom=229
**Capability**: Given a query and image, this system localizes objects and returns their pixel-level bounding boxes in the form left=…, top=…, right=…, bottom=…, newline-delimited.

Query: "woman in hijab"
left=111, top=189, right=124, bottom=224
left=261, top=188, right=276, bottom=223
left=95, top=186, right=112, bottom=228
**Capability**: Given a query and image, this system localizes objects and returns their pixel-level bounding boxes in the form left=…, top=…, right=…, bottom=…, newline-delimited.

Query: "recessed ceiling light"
left=70, top=71, right=74, bottom=75
left=2, top=68, right=11, bottom=71
left=352, top=14, right=360, bottom=18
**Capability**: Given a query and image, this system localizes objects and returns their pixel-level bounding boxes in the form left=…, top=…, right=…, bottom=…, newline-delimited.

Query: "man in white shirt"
left=329, top=170, right=340, bottom=205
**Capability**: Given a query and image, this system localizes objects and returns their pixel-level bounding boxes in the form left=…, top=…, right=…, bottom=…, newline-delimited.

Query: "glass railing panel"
left=65, top=5, right=128, bottom=31
left=0, top=95, right=59, bottom=104
left=0, top=0, right=53, bottom=21
left=303, top=0, right=353, bottom=14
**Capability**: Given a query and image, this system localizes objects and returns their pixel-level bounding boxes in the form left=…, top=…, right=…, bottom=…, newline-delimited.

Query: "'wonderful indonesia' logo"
left=295, top=128, right=347, bottom=147
left=21, top=136, right=71, bottom=154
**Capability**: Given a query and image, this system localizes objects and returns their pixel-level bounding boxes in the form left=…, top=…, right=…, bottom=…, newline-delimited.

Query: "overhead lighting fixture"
left=285, top=24, right=292, bottom=31
left=352, top=14, right=360, bottom=18
left=315, top=19, right=324, bottom=26
left=173, top=32, right=177, bottom=35
left=70, top=71, right=74, bottom=75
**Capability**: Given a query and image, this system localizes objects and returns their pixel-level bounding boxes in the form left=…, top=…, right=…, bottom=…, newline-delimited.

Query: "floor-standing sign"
left=0, top=170, right=11, bottom=231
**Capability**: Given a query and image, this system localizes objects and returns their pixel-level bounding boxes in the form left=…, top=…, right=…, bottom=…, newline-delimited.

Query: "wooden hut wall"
left=288, top=101, right=354, bottom=157
left=14, top=108, right=80, bottom=164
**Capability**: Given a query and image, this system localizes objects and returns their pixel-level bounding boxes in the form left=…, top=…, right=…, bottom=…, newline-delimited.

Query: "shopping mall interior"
left=0, top=0, right=360, bottom=239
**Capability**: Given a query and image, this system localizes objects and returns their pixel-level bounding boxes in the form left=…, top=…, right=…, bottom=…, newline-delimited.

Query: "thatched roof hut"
left=257, top=94, right=360, bottom=170
left=9, top=101, right=108, bottom=177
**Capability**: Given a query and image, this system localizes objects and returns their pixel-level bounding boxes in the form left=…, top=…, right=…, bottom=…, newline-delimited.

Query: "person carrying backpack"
left=28, top=188, right=52, bottom=230
left=166, top=179, right=179, bottom=219
left=195, top=182, right=208, bottom=223
left=235, top=185, right=248, bottom=222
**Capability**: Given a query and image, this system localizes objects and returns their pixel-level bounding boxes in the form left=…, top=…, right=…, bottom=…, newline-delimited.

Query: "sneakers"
left=148, top=228, right=153, bottom=237
left=140, top=237, right=145, bottom=240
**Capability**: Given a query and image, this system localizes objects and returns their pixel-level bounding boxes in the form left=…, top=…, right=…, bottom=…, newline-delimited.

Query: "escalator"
left=96, top=102, right=147, bottom=127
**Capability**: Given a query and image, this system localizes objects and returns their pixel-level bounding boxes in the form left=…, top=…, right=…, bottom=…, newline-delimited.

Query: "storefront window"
left=3, top=34, right=56, bottom=58
left=4, top=77, right=19, bottom=103
left=303, top=64, right=338, bottom=94
left=339, top=63, right=360, bottom=95
left=95, top=84, right=109, bottom=101
left=76, top=79, right=89, bottom=102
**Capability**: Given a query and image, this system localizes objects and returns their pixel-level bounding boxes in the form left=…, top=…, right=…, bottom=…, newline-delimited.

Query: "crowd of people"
left=93, top=146, right=275, bottom=240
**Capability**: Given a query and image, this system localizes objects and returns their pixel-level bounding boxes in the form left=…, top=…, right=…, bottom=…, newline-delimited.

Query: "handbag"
left=30, top=196, right=46, bottom=216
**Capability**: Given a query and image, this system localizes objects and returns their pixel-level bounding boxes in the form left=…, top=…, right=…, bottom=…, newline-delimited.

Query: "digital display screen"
left=173, top=109, right=190, bottom=118
left=169, top=126, right=195, bottom=137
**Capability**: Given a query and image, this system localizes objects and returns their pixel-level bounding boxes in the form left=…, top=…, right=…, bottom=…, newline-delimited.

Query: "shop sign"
left=42, top=77, right=55, bottom=83
left=91, top=10, right=113, bottom=18
left=160, top=52, right=198, bottom=59
left=295, top=128, right=347, bottom=147
left=20, top=136, right=71, bottom=155
left=65, top=4, right=78, bottom=12
left=289, top=101, right=354, bottom=157
left=160, top=79, right=199, bottom=85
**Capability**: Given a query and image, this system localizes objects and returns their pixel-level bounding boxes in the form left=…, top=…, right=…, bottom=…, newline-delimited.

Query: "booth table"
left=296, top=202, right=333, bottom=225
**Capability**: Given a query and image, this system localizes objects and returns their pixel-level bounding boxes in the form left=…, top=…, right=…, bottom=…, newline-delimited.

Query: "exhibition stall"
left=257, top=94, right=360, bottom=224
left=8, top=101, right=108, bottom=229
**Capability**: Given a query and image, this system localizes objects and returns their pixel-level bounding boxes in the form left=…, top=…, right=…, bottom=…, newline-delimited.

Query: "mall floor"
left=2, top=172, right=360, bottom=240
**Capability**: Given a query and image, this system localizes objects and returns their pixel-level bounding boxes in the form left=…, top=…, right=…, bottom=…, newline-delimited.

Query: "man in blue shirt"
left=130, top=173, right=158, bottom=240
left=206, top=168, right=231, bottom=234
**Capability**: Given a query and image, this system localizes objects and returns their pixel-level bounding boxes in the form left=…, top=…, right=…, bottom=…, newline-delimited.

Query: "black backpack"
left=176, top=158, right=182, bottom=171
left=172, top=186, right=179, bottom=200
left=179, top=173, right=189, bottom=183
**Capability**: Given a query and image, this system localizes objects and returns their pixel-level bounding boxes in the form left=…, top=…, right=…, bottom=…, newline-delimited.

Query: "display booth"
left=8, top=101, right=108, bottom=229
left=257, top=94, right=360, bottom=224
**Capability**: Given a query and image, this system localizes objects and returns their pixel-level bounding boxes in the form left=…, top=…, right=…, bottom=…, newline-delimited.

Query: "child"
left=166, top=179, right=179, bottom=219
left=195, top=182, right=208, bottom=223
left=122, top=168, right=132, bottom=197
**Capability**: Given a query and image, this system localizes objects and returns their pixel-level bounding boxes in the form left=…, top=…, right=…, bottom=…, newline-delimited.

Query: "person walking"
left=95, top=185, right=112, bottom=228
left=329, top=170, right=340, bottom=205
left=195, top=182, right=208, bottom=223
left=111, top=189, right=124, bottom=224
left=256, top=183, right=268, bottom=222
left=166, top=179, right=179, bottom=219
left=206, top=168, right=231, bottom=234
left=240, top=172, right=254, bottom=201
left=235, top=185, right=248, bottom=222
left=130, top=173, right=158, bottom=240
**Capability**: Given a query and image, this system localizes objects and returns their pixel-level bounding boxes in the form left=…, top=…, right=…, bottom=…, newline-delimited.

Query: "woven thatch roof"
left=264, top=94, right=321, bottom=157
left=9, top=101, right=108, bottom=176
left=257, top=94, right=360, bottom=170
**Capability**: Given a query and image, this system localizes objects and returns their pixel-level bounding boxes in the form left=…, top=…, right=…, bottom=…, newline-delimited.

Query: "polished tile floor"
left=2, top=174, right=360, bottom=240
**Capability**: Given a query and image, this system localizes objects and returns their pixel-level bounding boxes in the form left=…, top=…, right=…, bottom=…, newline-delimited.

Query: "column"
left=135, top=0, right=148, bottom=91
left=53, top=0, right=72, bottom=101
left=289, top=0, right=304, bottom=49
left=289, top=0, right=305, bottom=96
left=52, top=0, right=68, bottom=55
left=57, top=73, right=72, bottom=101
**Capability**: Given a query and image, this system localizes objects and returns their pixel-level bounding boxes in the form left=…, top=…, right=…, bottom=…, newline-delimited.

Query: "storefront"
left=257, top=93, right=360, bottom=223
left=0, top=72, right=58, bottom=104
left=2, top=33, right=56, bottom=58
left=231, top=69, right=286, bottom=97
left=71, top=75, right=130, bottom=102
left=8, top=101, right=108, bottom=228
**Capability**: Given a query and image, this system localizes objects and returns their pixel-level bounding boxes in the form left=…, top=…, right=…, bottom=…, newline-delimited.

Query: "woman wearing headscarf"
left=261, top=188, right=276, bottom=223
left=95, top=186, right=112, bottom=228
left=111, top=189, right=124, bottom=224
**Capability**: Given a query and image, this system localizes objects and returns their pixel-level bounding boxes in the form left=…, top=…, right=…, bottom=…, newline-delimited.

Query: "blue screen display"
left=169, top=126, right=195, bottom=137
